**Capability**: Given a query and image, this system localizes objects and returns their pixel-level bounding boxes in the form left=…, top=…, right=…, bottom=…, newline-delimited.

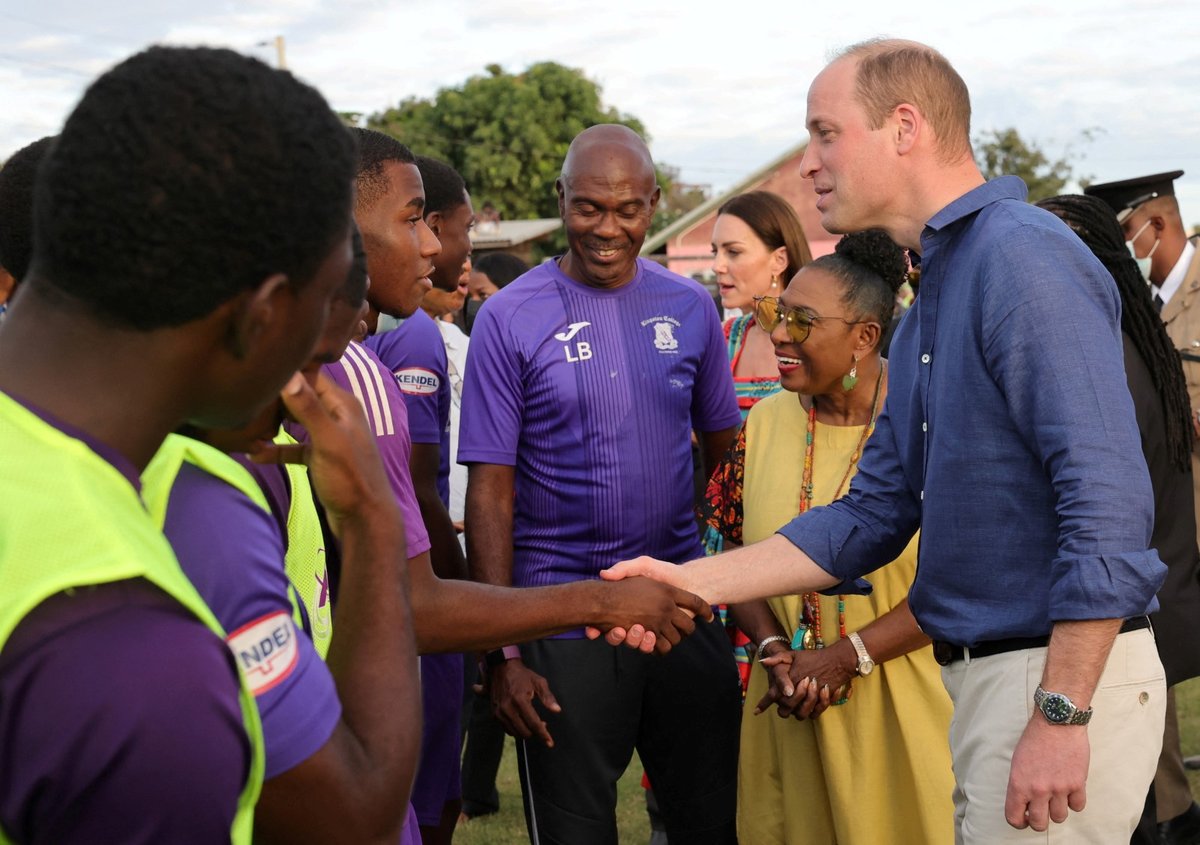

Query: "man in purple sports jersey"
left=460, top=124, right=743, bottom=845
left=168, top=233, right=424, bottom=845
left=352, top=129, right=468, bottom=845
left=0, top=46, right=356, bottom=842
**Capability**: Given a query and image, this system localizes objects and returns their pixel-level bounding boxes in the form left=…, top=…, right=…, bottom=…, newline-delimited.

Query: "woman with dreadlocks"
left=1038, top=194, right=1200, bottom=845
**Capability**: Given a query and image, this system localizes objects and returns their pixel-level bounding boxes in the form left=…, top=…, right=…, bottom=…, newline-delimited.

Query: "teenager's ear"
left=226, top=273, right=290, bottom=359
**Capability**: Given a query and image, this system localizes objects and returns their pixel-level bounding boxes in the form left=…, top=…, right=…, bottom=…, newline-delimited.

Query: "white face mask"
left=1126, top=218, right=1159, bottom=280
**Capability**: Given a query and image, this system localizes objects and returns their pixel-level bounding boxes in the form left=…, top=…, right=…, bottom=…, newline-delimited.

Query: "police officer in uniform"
left=1088, top=171, right=1200, bottom=845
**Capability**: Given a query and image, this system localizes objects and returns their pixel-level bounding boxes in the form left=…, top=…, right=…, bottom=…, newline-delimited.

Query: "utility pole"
left=256, top=36, right=287, bottom=70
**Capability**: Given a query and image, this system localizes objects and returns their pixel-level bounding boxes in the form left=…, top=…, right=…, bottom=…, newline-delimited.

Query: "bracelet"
left=756, top=635, right=790, bottom=662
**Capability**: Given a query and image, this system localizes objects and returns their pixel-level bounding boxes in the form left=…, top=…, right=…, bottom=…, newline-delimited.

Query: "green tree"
left=973, top=127, right=1096, bottom=203
left=368, top=62, right=652, bottom=221
left=649, top=163, right=710, bottom=236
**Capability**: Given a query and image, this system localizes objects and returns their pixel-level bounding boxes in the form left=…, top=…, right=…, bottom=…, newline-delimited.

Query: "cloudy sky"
left=2, top=0, right=1198, bottom=223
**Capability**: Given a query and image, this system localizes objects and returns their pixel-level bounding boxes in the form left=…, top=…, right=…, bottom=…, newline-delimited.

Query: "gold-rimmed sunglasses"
left=753, top=295, right=870, bottom=344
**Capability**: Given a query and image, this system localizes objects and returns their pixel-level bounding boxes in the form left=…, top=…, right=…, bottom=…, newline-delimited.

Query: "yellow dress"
left=736, top=389, right=954, bottom=845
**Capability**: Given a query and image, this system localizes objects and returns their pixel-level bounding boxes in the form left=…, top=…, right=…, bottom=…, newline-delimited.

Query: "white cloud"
left=0, top=0, right=1198, bottom=219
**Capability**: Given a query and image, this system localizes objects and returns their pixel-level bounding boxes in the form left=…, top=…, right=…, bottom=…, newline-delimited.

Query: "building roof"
left=641, top=140, right=809, bottom=256
left=470, top=218, right=561, bottom=249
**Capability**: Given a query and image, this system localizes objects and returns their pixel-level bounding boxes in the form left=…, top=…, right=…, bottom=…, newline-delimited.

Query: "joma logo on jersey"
left=556, top=322, right=593, bottom=363
left=226, top=611, right=299, bottom=696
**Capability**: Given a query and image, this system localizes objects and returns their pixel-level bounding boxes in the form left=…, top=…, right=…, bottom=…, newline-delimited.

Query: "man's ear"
left=555, top=177, right=567, bottom=218
left=426, top=210, right=444, bottom=237
left=648, top=185, right=662, bottom=216
left=226, top=273, right=290, bottom=359
left=893, top=103, right=921, bottom=156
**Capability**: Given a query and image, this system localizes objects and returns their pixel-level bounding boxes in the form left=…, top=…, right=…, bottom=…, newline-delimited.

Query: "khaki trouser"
left=941, top=628, right=1166, bottom=844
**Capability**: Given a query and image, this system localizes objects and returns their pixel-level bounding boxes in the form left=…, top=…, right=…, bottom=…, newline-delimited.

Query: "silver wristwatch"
left=1033, top=684, right=1093, bottom=725
left=848, top=632, right=875, bottom=676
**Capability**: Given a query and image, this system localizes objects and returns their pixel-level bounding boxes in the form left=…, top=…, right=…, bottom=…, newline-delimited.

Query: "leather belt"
left=932, top=615, right=1151, bottom=667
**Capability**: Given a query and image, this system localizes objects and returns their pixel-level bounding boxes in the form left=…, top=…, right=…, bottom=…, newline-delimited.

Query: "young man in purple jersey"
left=352, top=130, right=467, bottom=845
left=460, top=124, right=743, bottom=844
left=166, top=231, right=424, bottom=845
left=0, top=46, right=356, bottom=842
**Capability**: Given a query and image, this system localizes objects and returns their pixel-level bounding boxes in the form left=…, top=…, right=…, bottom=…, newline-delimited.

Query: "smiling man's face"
left=556, top=142, right=659, bottom=289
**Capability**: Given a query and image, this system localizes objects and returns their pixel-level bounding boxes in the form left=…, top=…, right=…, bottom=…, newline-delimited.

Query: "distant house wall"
left=664, top=149, right=838, bottom=280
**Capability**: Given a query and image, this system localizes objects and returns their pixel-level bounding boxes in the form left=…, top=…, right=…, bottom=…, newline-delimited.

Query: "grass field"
left=455, top=676, right=1200, bottom=844
left=454, top=743, right=651, bottom=844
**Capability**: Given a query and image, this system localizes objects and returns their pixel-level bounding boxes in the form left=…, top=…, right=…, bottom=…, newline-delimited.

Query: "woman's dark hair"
left=473, top=252, right=528, bottom=288
left=717, top=191, right=813, bottom=283
left=1037, top=193, right=1193, bottom=470
left=810, top=229, right=908, bottom=330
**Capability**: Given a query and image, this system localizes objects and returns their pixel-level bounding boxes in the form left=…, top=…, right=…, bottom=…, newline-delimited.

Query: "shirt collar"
left=1156, top=238, right=1195, bottom=306
left=924, top=176, right=1028, bottom=237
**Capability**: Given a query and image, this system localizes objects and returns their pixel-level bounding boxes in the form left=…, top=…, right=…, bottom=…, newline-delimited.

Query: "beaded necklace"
left=790, top=361, right=887, bottom=702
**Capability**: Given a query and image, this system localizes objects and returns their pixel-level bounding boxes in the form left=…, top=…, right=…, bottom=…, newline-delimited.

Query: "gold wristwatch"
left=848, top=632, right=875, bottom=676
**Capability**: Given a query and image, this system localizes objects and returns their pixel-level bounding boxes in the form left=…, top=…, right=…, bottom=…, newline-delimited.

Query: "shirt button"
left=922, top=422, right=928, bottom=432
left=921, top=353, right=931, bottom=364
left=920, top=490, right=925, bottom=500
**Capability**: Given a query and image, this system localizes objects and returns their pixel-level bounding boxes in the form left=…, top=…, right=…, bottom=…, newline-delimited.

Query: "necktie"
left=1154, top=293, right=1165, bottom=313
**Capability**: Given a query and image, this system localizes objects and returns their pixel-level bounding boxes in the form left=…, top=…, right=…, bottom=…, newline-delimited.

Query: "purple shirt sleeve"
left=0, top=580, right=250, bottom=843
left=366, top=311, right=448, bottom=444
left=322, top=342, right=432, bottom=560
left=165, top=462, right=341, bottom=779
left=458, top=297, right=524, bottom=466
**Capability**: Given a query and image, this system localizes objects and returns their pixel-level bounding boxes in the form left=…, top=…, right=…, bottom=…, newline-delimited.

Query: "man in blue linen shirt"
left=605, top=38, right=1167, bottom=842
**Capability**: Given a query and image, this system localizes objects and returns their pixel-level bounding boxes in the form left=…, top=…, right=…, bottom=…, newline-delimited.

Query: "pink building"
left=641, top=142, right=837, bottom=281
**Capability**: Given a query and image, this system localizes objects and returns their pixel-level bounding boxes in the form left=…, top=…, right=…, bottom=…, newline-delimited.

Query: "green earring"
left=842, top=358, right=859, bottom=391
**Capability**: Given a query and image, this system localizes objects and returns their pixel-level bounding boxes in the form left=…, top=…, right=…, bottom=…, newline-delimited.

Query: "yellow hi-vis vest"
left=0, top=398, right=264, bottom=845
left=275, top=429, right=334, bottom=659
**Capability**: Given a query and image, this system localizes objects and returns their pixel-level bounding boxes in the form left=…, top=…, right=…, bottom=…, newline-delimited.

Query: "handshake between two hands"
left=585, top=555, right=706, bottom=655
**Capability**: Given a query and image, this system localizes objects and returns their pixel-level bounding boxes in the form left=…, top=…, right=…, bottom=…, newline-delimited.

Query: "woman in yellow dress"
left=702, top=230, right=954, bottom=844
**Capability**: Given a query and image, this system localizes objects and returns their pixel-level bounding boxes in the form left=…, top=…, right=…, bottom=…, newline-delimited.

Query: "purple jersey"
left=322, top=340, right=431, bottom=560
left=459, top=258, right=741, bottom=593
left=366, top=308, right=452, bottom=506
left=326, top=344, right=458, bottom=827
left=165, top=460, right=342, bottom=779
left=0, top=581, right=253, bottom=844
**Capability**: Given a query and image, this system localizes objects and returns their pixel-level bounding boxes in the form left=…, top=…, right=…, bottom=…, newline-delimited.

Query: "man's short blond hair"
left=838, top=39, right=972, bottom=163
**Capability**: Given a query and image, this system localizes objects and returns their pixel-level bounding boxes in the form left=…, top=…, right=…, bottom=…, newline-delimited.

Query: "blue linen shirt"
left=778, top=177, right=1166, bottom=646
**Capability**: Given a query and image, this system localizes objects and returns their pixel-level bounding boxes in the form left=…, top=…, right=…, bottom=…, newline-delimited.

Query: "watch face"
left=859, top=659, right=875, bottom=676
left=1040, top=692, right=1074, bottom=723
